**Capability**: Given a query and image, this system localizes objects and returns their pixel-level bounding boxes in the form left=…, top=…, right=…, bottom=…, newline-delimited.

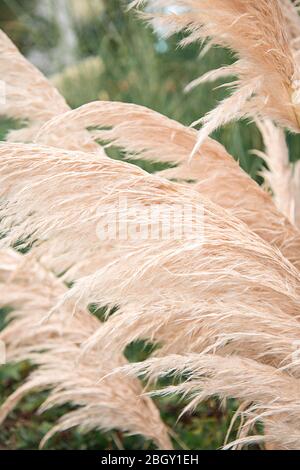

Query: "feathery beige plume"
left=132, top=0, right=300, bottom=153
left=0, top=30, right=68, bottom=125
left=255, top=119, right=299, bottom=225
left=0, top=29, right=102, bottom=154
left=1, top=143, right=300, bottom=373
left=35, top=101, right=300, bottom=270
left=293, top=159, right=300, bottom=227
left=0, top=249, right=171, bottom=449
left=2, top=5, right=300, bottom=449
left=281, top=0, right=300, bottom=44
left=120, top=353, right=300, bottom=450
left=2, top=142, right=300, bottom=447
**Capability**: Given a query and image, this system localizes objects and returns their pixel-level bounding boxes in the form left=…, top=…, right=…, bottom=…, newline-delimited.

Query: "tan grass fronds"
left=0, top=140, right=299, bottom=281
left=0, top=30, right=69, bottom=124
left=1, top=143, right=300, bottom=379
left=183, top=1, right=300, bottom=92
left=84, top=293, right=300, bottom=379
left=2, top=5, right=300, bottom=452
left=293, top=160, right=300, bottom=227
left=184, top=64, right=239, bottom=94
left=255, top=119, right=298, bottom=225
left=281, top=0, right=300, bottom=43
left=0, top=249, right=171, bottom=449
left=119, top=353, right=300, bottom=449
left=132, top=0, right=300, bottom=152
left=35, top=101, right=300, bottom=270
left=0, top=29, right=102, bottom=153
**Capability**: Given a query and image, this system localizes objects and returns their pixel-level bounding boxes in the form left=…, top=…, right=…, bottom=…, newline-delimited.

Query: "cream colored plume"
left=35, top=101, right=300, bottom=270
left=120, top=353, right=300, bottom=450
left=0, top=30, right=68, bottom=128
left=185, top=1, right=300, bottom=91
left=281, top=0, right=300, bottom=44
left=1, top=142, right=300, bottom=372
left=2, top=4, right=300, bottom=449
left=132, top=0, right=300, bottom=152
left=293, top=160, right=300, bottom=227
left=2, top=142, right=300, bottom=448
left=255, top=119, right=300, bottom=226
left=0, top=249, right=171, bottom=449
left=0, top=29, right=102, bottom=153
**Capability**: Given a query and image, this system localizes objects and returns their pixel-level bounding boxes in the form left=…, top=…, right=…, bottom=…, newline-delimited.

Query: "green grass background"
left=0, top=0, right=297, bottom=450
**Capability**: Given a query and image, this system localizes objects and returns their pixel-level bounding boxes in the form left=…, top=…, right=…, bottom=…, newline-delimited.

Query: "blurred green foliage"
left=0, top=0, right=286, bottom=450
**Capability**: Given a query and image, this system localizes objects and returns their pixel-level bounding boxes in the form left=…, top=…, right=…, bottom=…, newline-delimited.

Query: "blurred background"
left=0, top=0, right=297, bottom=450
